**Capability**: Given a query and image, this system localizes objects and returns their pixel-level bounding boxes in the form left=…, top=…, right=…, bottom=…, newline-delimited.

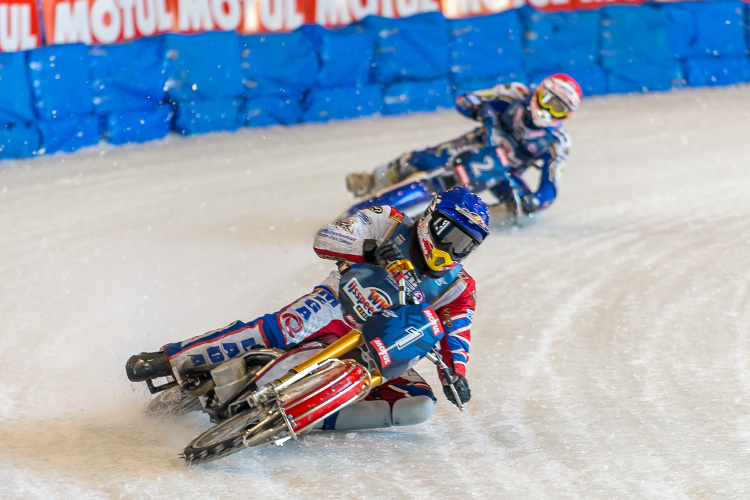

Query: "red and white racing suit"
left=163, top=206, right=478, bottom=429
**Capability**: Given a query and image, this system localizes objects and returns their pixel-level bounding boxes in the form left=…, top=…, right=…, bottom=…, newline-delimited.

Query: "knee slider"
left=392, top=395, right=434, bottom=427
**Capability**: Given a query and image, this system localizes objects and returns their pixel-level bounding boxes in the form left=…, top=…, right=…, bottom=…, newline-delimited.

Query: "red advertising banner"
left=39, top=0, right=447, bottom=44
left=12, top=0, right=738, bottom=49
left=0, top=0, right=41, bottom=51
left=41, top=0, right=178, bottom=45
left=524, top=0, right=643, bottom=11
left=440, top=0, right=518, bottom=19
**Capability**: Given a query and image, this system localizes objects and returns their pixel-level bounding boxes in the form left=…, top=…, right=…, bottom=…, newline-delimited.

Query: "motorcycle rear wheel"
left=182, top=406, right=276, bottom=464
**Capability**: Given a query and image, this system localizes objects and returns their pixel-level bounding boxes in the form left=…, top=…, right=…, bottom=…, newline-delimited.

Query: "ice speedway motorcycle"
left=139, top=259, right=465, bottom=465
left=342, top=144, right=539, bottom=227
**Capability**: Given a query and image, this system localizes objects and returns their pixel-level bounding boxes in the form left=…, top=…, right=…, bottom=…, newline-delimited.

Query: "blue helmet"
left=416, top=187, right=490, bottom=273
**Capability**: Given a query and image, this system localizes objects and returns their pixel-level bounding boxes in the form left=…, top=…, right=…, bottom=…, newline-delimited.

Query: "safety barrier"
left=0, top=0, right=748, bottom=160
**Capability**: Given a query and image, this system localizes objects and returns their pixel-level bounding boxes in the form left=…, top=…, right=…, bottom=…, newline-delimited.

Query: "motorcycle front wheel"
left=182, top=406, right=284, bottom=464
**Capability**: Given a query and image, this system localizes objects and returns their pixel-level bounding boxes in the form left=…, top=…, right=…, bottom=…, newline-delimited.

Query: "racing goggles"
left=430, top=213, right=480, bottom=260
left=537, top=87, right=571, bottom=119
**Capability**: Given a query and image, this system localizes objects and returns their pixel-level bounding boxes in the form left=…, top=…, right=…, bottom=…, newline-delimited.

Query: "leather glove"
left=442, top=372, right=471, bottom=407
left=363, top=239, right=404, bottom=269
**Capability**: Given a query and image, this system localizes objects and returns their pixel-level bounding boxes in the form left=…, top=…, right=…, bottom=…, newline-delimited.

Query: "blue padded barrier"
left=302, top=85, right=382, bottom=122
left=382, top=78, right=453, bottom=115
left=0, top=51, right=34, bottom=125
left=520, top=7, right=600, bottom=73
left=164, top=32, right=244, bottom=102
left=607, top=60, right=685, bottom=94
left=3, top=2, right=750, bottom=162
left=239, top=31, right=318, bottom=98
left=600, top=5, right=671, bottom=69
left=89, top=37, right=168, bottom=114
left=242, top=96, right=303, bottom=127
left=173, top=99, right=242, bottom=135
left=28, top=44, right=94, bottom=120
left=667, top=0, right=747, bottom=60
left=37, top=114, right=99, bottom=154
left=560, top=66, right=608, bottom=96
left=452, top=70, right=529, bottom=97
left=449, top=11, right=523, bottom=80
left=364, top=13, right=450, bottom=85
left=0, top=123, right=40, bottom=159
left=683, top=57, right=750, bottom=86
left=102, top=105, right=173, bottom=145
left=302, top=24, right=375, bottom=88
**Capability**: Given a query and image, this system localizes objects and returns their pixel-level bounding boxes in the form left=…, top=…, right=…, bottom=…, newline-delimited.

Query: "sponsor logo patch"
left=423, top=307, right=444, bottom=337
left=395, top=326, right=423, bottom=350
left=370, top=337, right=392, bottom=367
left=343, top=278, right=392, bottom=322
left=334, top=218, right=355, bottom=233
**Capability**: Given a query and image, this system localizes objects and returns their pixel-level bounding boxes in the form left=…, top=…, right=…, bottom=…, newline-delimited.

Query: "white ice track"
left=1, top=86, right=749, bottom=499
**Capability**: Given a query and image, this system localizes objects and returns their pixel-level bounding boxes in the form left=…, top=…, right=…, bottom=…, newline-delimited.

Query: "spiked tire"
left=181, top=407, right=287, bottom=465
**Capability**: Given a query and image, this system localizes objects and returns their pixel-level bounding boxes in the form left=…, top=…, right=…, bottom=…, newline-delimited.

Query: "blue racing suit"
left=379, top=82, right=572, bottom=215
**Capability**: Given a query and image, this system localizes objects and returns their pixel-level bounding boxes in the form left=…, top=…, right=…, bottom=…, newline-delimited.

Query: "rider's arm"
left=433, top=271, right=477, bottom=378
left=313, top=206, right=404, bottom=263
left=455, top=82, right=529, bottom=122
left=521, top=128, right=571, bottom=214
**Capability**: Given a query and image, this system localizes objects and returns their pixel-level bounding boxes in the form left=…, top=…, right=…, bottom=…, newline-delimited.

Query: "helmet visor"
left=430, top=213, right=480, bottom=259
left=537, top=89, right=570, bottom=119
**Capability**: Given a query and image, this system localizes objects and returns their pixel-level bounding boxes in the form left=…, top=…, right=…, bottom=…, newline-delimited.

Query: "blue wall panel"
left=173, top=99, right=242, bottom=135
left=0, top=123, right=40, bottom=159
left=90, top=37, right=168, bottom=114
left=28, top=44, right=94, bottom=120
left=302, top=24, right=374, bottom=88
left=242, top=96, right=303, bottom=127
left=521, top=7, right=600, bottom=73
left=37, top=114, right=99, bottom=154
left=302, top=85, right=382, bottom=122
left=667, top=1, right=747, bottom=60
left=607, top=60, right=684, bottom=94
left=684, top=57, right=750, bottom=86
left=383, top=78, right=453, bottom=115
left=239, top=31, right=318, bottom=98
left=600, top=4, right=671, bottom=69
left=0, top=51, right=35, bottom=125
left=365, top=13, right=450, bottom=84
left=449, top=11, right=524, bottom=80
left=164, top=32, right=244, bottom=102
left=102, top=105, right=173, bottom=145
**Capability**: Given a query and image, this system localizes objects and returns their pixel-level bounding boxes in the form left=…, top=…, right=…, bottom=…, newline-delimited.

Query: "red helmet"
left=529, top=73, right=582, bottom=128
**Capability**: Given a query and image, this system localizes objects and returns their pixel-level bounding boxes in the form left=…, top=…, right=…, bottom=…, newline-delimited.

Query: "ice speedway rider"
left=127, top=187, right=490, bottom=431
left=346, top=73, right=583, bottom=219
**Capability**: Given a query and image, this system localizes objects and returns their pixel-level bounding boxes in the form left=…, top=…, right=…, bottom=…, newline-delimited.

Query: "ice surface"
left=1, top=86, right=749, bottom=499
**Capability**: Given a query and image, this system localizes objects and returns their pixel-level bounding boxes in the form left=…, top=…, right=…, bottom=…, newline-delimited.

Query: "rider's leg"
left=315, top=369, right=436, bottom=430
left=359, top=128, right=486, bottom=196
left=127, top=272, right=352, bottom=383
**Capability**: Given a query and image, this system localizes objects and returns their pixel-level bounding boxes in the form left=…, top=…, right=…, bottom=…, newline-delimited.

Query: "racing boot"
left=345, top=172, right=374, bottom=197
left=126, top=350, right=171, bottom=382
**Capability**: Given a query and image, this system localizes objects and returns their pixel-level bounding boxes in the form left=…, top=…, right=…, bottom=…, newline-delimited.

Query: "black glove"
left=442, top=373, right=471, bottom=407
left=363, top=239, right=404, bottom=269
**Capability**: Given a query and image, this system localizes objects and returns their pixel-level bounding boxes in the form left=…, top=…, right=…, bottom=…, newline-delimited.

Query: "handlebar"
left=385, top=259, right=418, bottom=306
